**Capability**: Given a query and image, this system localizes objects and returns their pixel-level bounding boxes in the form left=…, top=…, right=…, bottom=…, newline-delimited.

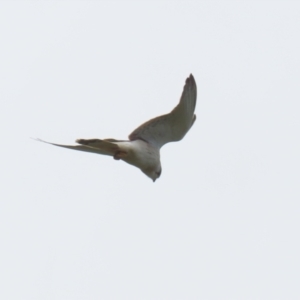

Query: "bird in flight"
left=36, top=74, right=197, bottom=182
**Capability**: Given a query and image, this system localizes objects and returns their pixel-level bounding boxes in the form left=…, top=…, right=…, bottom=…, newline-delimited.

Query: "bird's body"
left=114, top=139, right=161, bottom=179
left=36, top=74, right=197, bottom=181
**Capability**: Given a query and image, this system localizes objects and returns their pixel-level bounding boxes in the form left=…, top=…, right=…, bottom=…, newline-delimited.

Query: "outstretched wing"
left=34, top=138, right=120, bottom=156
left=129, top=74, right=197, bottom=149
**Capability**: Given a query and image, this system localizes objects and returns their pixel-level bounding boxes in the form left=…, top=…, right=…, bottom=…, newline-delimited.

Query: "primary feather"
left=129, top=74, right=197, bottom=148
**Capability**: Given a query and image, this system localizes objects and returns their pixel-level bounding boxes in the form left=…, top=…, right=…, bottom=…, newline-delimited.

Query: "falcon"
left=36, top=74, right=197, bottom=181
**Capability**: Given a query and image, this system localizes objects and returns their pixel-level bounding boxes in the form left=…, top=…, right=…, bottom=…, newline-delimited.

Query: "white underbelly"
left=118, top=140, right=160, bottom=170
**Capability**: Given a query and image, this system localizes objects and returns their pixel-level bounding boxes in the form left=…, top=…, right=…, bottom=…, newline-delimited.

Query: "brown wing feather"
left=129, top=74, right=197, bottom=148
left=35, top=138, right=119, bottom=156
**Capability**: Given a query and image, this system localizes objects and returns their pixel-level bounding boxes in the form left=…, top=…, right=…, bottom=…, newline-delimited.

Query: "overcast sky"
left=1, top=1, right=300, bottom=299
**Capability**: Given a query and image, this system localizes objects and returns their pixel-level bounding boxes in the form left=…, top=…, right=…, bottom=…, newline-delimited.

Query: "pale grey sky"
left=1, top=1, right=300, bottom=299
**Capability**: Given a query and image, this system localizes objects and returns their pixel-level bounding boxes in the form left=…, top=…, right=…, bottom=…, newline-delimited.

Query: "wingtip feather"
left=187, top=74, right=196, bottom=85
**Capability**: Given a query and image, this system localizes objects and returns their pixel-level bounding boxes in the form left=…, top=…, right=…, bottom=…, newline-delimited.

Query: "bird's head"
left=142, top=166, right=162, bottom=182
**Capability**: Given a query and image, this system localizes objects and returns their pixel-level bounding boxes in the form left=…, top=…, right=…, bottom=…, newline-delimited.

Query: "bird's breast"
left=118, top=140, right=160, bottom=170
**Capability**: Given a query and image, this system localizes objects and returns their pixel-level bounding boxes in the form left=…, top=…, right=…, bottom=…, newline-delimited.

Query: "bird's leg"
left=113, top=150, right=127, bottom=160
